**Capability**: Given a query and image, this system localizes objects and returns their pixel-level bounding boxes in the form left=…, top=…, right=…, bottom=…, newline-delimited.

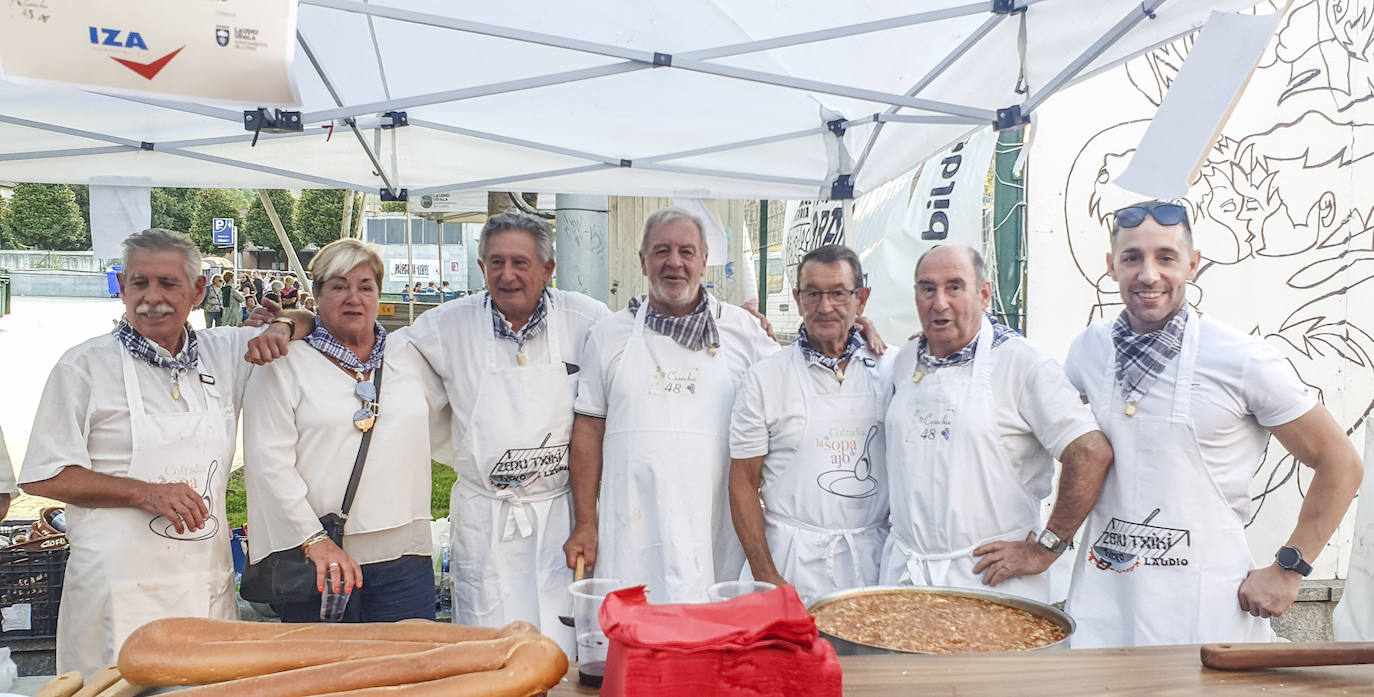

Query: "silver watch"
left=1036, top=529, right=1069, bottom=554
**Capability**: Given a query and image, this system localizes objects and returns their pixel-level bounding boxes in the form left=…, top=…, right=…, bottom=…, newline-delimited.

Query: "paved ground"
left=0, top=297, right=227, bottom=519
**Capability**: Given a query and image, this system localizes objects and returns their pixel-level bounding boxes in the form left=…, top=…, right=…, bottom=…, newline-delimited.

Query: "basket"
left=0, top=519, right=69, bottom=640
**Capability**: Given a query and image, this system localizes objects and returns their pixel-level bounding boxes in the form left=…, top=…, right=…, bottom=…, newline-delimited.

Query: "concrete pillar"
left=554, top=194, right=610, bottom=303
left=467, top=223, right=484, bottom=291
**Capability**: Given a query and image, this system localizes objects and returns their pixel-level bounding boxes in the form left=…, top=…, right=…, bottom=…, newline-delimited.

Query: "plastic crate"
left=0, top=520, right=68, bottom=640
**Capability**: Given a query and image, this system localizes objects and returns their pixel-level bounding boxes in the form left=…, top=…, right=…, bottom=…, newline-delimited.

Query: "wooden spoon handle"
left=1202, top=642, right=1374, bottom=670
left=575, top=554, right=586, bottom=582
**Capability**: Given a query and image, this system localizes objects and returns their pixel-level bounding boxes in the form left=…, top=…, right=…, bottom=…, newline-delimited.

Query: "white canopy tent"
left=0, top=0, right=1262, bottom=201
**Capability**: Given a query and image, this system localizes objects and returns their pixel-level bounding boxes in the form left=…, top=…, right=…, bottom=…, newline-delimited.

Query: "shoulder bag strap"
left=339, top=362, right=383, bottom=521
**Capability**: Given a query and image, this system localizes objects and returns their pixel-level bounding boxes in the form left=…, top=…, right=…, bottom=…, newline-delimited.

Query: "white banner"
left=0, top=0, right=298, bottom=105
left=89, top=184, right=150, bottom=259
left=852, top=127, right=997, bottom=342
left=388, top=259, right=440, bottom=285
left=409, top=192, right=488, bottom=215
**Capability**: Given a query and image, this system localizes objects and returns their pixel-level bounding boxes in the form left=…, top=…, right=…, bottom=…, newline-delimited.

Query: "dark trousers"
left=273, top=554, right=436, bottom=623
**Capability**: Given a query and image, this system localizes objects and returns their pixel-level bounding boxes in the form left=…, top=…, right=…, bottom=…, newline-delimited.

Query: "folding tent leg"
left=258, top=189, right=309, bottom=283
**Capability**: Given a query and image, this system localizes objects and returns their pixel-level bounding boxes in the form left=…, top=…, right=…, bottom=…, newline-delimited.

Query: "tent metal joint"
left=992, top=0, right=1026, bottom=14
left=140, top=142, right=154, bottom=151
left=830, top=173, right=854, bottom=200
left=995, top=105, right=1030, bottom=131
left=653, top=52, right=673, bottom=67
left=380, top=187, right=409, bottom=202
left=243, top=108, right=303, bottom=134
left=620, top=158, right=633, bottom=167
left=381, top=111, right=409, bottom=129
left=827, top=118, right=848, bottom=137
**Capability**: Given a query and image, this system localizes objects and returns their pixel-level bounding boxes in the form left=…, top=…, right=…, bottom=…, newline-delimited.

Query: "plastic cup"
left=570, top=578, right=632, bottom=687
left=320, top=582, right=350, bottom=622
left=707, top=580, right=776, bottom=602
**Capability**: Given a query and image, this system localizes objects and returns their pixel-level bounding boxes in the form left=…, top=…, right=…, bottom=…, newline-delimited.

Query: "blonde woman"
left=243, top=239, right=443, bottom=622
left=221, top=270, right=245, bottom=327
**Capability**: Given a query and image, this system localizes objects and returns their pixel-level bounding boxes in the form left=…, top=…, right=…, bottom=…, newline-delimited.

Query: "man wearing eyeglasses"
left=882, top=245, right=1114, bottom=603
left=726, top=245, right=893, bottom=603
left=1062, top=200, right=1362, bottom=648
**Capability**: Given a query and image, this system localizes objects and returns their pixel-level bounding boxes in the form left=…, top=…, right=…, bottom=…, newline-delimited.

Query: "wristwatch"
left=270, top=316, right=296, bottom=335
left=1275, top=546, right=1312, bottom=576
left=1036, top=528, right=1069, bottom=555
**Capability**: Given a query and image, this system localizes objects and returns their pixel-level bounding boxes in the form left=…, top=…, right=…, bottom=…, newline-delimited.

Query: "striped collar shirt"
left=627, top=287, right=720, bottom=353
left=1113, top=304, right=1189, bottom=404
left=488, top=289, right=550, bottom=353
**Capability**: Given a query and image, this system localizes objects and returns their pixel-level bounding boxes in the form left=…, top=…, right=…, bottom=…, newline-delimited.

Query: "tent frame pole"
left=258, top=189, right=309, bottom=282
left=1024, top=0, right=1168, bottom=112
left=409, top=119, right=620, bottom=165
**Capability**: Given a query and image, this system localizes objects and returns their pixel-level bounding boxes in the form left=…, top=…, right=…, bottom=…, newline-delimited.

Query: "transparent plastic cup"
left=707, top=580, right=776, bottom=602
left=570, top=578, right=633, bottom=687
left=320, top=583, right=350, bottom=622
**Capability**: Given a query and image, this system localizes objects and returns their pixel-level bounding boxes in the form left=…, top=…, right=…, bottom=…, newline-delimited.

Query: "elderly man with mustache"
left=19, top=228, right=312, bottom=677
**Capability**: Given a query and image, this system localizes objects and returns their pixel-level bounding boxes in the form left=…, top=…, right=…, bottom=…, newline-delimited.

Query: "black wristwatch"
left=1275, top=546, right=1312, bottom=577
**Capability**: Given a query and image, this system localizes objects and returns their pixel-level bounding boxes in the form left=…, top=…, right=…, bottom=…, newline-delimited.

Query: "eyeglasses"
left=352, top=379, right=379, bottom=432
left=1114, top=202, right=1189, bottom=229
left=798, top=288, right=861, bottom=307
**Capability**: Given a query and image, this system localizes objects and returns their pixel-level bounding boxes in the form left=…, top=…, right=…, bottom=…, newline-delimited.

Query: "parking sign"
left=212, top=218, right=236, bottom=246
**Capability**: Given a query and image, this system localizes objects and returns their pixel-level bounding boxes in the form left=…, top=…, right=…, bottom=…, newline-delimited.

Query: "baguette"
left=92, top=679, right=145, bottom=697
left=125, top=617, right=532, bottom=644
left=71, top=666, right=120, bottom=697
left=311, top=635, right=568, bottom=697
left=173, top=635, right=526, bottom=697
left=120, top=639, right=441, bottom=686
left=33, top=671, right=83, bottom=697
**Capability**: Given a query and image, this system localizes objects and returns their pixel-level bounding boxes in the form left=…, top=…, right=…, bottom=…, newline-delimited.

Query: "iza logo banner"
left=0, top=0, right=300, bottom=105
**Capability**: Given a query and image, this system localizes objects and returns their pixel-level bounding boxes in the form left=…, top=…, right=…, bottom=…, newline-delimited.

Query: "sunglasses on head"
left=1115, top=202, right=1188, bottom=229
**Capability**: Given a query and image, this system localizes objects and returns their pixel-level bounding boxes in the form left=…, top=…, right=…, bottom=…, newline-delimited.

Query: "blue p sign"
left=212, top=218, right=235, bottom=246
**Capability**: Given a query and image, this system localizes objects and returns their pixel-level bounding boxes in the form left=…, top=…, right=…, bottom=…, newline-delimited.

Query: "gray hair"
left=640, top=206, right=708, bottom=254
left=478, top=213, right=555, bottom=264
left=122, top=228, right=200, bottom=283
left=797, top=244, right=864, bottom=289
left=914, top=244, right=987, bottom=286
left=308, top=238, right=385, bottom=293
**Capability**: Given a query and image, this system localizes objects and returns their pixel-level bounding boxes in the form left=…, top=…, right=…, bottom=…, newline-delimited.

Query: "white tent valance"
left=1, top=0, right=1262, bottom=200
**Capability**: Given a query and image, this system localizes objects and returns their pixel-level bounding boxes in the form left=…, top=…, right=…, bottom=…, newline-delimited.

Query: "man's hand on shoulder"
left=1238, top=564, right=1302, bottom=618
left=742, top=302, right=776, bottom=342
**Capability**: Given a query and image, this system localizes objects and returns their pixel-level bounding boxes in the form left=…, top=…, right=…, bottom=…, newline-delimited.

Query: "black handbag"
left=240, top=364, right=383, bottom=604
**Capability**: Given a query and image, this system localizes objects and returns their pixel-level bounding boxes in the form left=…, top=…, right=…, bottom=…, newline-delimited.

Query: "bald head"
left=914, top=245, right=986, bottom=286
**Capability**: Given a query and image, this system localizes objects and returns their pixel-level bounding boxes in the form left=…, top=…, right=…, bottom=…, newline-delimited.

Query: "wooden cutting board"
left=547, top=644, right=1374, bottom=695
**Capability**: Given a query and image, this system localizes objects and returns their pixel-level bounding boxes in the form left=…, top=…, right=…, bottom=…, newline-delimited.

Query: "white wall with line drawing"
left=1027, top=0, right=1371, bottom=579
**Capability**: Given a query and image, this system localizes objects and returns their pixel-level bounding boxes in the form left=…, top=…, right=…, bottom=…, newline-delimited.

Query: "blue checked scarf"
left=627, top=287, right=720, bottom=353
left=488, top=289, right=549, bottom=353
left=916, top=314, right=1018, bottom=373
left=1113, top=305, right=1188, bottom=404
left=114, top=318, right=199, bottom=393
left=797, top=323, right=864, bottom=377
left=305, top=320, right=388, bottom=374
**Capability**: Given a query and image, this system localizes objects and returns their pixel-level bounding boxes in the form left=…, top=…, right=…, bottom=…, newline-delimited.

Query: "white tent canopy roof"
left=0, top=0, right=1261, bottom=200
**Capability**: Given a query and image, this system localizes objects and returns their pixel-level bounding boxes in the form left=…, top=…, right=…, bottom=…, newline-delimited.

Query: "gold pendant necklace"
left=170, top=381, right=181, bottom=401
left=1124, top=401, right=1137, bottom=417
left=707, top=346, right=718, bottom=357
left=516, top=352, right=528, bottom=367
left=912, top=369, right=924, bottom=384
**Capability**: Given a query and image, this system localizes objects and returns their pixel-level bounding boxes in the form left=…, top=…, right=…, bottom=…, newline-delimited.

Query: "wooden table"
left=547, top=645, right=1374, bottom=695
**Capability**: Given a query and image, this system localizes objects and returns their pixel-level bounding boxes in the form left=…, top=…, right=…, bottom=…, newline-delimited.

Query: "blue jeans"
left=273, top=554, right=436, bottom=623
left=205, top=310, right=222, bottom=327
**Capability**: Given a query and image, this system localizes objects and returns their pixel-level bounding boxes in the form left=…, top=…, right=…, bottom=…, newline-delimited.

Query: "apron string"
left=454, top=476, right=569, bottom=540
left=767, top=511, right=882, bottom=587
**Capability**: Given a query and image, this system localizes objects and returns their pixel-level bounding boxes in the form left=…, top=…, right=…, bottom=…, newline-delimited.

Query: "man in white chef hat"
left=1062, top=201, right=1362, bottom=647
left=564, top=206, right=780, bottom=603
left=20, top=228, right=308, bottom=676
left=727, top=244, right=893, bottom=604
left=882, top=244, right=1115, bottom=603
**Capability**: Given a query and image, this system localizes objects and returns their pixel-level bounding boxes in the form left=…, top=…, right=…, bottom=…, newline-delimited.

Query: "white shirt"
left=889, top=335, right=1099, bottom=500
left=20, top=326, right=261, bottom=486
left=730, top=343, right=895, bottom=461
left=406, top=289, right=611, bottom=464
left=1065, top=313, right=1316, bottom=522
left=0, top=426, right=18, bottom=496
left=575, top=298, right=779, bottom=418
left=241, top=334, right=441, bottom=565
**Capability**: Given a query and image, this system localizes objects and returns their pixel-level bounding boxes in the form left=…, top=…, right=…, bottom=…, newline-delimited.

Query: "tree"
left=0, top=195, right=13, bottom=249
left=295, top=189, right=362, bottom=247
left=379, top=201, right=407, bottom=213
left=71, top=185, right=91, bottom=234
left=151, top=187, right=196, bottom=233
left=244, top=189, right=298, bottom=249
left=2, top=183, right=88, bottom=250
left=189, top=188, right=242, bottom=253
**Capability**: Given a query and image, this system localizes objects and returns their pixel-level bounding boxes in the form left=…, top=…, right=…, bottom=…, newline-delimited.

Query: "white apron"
left=448, top=307, right=574, bottom=656
left=753, top=347, right=888, bottom=604
left=880, top=318, right=1049, bottom=602
left=57, top=349, right=235, bottom=676
left=598, top=297, right=745, bottom=603
left=1065, top=313, right=1272, bottom=648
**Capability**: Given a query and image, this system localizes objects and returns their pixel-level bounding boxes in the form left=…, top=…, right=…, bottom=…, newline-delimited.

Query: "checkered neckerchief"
left=1113, top=305, right=1188, bottom=404
left=304, top=320, right=387, bottom=373
left=916, top=314, right=1018, bottom=373
left=488, top=289, right=549, bottom=353
left=114, top=318, right=199, bottom=393
left=627, top=287, right=720, bottom=353
left=797, top=323, right=864, bottom=377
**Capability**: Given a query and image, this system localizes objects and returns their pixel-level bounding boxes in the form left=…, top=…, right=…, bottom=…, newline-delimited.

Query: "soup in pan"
left=811, top=591, right=1067, bottom=653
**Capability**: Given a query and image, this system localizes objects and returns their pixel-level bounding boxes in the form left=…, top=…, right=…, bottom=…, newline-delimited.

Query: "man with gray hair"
left=565, top=206, right=779, bottom=603
left=882, top=244, right=1114, bottom=603
left=404, top=212, right=611, bottom=655
left=20, top=228, right=310, bottom=676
